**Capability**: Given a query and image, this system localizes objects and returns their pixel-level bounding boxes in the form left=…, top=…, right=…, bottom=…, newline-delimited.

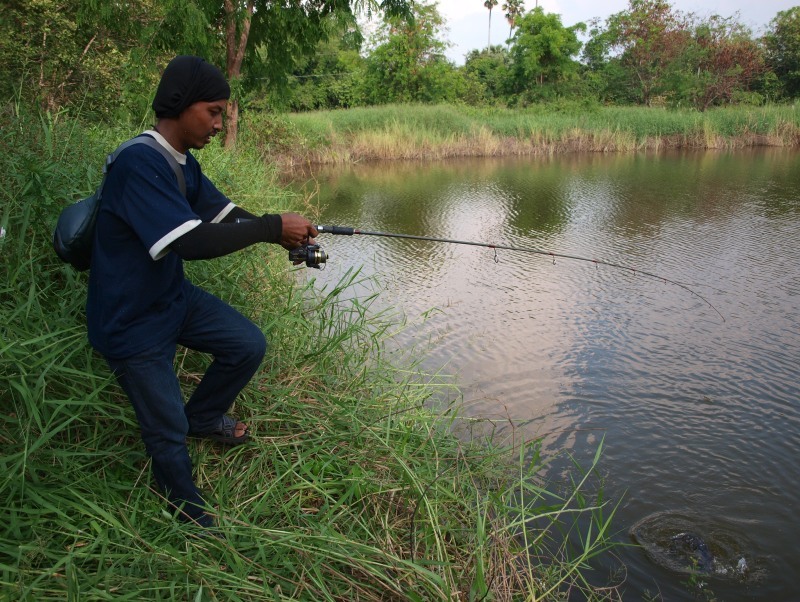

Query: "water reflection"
left=290, top=148, right=800, bottom=600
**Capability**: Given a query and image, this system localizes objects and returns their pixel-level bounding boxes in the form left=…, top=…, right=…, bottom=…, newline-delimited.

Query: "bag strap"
left=98, top=135, right=187, bottom=198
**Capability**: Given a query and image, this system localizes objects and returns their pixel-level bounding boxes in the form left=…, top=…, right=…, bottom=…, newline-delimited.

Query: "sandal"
left=190, top=414, right=250, bottom=446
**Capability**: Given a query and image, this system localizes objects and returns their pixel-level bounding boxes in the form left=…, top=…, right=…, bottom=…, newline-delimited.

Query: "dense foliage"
left=763, top=7, right=800, bottom=98
left=2, top=0, right=798, bottom=126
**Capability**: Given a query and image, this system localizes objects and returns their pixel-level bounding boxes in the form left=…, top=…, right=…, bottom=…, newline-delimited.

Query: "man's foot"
left=189, top=414, right=249, bottom=446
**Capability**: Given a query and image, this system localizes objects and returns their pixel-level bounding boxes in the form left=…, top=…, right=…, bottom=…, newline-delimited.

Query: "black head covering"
left=152, top=56, right=230, bottom=118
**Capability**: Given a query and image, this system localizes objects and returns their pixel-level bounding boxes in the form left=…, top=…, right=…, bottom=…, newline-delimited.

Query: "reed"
left=271, top=103, right=800, bottom=164
left=1, top=107, right=619, bottom=600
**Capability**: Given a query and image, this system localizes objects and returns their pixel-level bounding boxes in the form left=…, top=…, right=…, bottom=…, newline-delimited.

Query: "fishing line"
left=315, top=224, right=725, bottom=322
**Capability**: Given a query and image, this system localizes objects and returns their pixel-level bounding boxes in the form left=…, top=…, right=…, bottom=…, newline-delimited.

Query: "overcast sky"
left=435, top=0, right=799, bottom=64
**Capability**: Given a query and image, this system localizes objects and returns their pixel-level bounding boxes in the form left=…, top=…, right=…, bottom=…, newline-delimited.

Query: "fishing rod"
left=294, top=224, right=725, bottom=322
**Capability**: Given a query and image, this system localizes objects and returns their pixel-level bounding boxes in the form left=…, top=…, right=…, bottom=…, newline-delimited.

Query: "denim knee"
left=240, top=323, right=267, bottom=369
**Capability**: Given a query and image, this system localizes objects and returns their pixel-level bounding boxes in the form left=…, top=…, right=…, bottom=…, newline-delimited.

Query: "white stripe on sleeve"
left=212, top=202, right=236, bottom=224
left=149, top=219, right=202, bottom=260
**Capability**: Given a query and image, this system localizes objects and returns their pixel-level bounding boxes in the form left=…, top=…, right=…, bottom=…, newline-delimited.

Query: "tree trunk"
left=222, top=0, right=254, bottom=148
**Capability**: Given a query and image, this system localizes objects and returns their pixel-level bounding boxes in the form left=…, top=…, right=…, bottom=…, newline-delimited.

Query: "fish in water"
left=670, top=532, right=715, bottom=572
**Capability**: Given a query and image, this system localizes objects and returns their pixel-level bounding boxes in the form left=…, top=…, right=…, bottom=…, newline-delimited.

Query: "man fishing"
left=86, top=55, right=317, bottom=530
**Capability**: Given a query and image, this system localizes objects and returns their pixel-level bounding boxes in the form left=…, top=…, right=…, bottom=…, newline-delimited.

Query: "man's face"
left=177, top=99, right=227, bottom=150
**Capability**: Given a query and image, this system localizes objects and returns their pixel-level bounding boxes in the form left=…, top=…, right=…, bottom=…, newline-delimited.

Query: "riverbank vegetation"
left=1, top=109, right=621, bottom=599
left=247, top=102, right=800, bottom=166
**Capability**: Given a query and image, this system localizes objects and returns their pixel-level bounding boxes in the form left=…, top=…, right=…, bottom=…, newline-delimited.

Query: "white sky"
left=435, top=0, right=799, bottom=63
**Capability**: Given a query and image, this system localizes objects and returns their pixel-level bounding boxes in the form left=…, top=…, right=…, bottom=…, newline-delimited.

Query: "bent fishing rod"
left=291, top=224, right=725, bottom=322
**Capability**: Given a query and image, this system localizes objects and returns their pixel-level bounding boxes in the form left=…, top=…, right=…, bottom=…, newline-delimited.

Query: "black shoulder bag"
left=52, top=136, right=186, bottom=271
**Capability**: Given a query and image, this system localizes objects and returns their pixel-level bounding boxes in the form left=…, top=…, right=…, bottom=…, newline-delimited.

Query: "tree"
left=502, top=0, right=525, bottom=44
left=464, top=46, right=511, bottom=102
left=675, top=15, right=764, bottom=110
left=362, top=1, right=459, bottom=104
left=278, top=28, right=367, bottom=111
left=215, top=0, right=412, bottom=146
left=581, top=19, right=634, bottom=103
left=763, top=7, right=800, bottom=98
left=604, top=0, right=689, bottom=105
left=484, top=0, right=499, bottom=49
left=508, top=8, right=584, bottom=97
left=0, top=0, right=209, bottom=119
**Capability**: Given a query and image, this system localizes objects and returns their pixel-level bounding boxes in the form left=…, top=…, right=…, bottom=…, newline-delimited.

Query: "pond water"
left=288, top=148, right=800, bottom=600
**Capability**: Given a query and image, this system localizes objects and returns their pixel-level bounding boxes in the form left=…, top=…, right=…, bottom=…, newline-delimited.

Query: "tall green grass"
left=1, top=107, right=620, bottom=600
left=265, top=103, right=800, bottom=164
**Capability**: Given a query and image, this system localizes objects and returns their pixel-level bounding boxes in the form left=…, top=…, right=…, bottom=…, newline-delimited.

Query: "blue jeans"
left=106, top=283, right=266, bottom=526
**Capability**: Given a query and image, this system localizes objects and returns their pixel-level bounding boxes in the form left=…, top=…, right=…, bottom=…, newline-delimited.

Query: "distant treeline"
left=2, top=0, right=799, bottom=126
left=281, top=1, right=800, bottom=113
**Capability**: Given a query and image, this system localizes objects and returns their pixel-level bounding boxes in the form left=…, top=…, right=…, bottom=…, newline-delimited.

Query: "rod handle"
left=316, top=224, right=355, bottom=236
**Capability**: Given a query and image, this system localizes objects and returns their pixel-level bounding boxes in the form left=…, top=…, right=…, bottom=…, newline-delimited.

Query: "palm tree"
left=484, top=0, right=499, bottom=48
left=502, top=0, right=524, bottom=43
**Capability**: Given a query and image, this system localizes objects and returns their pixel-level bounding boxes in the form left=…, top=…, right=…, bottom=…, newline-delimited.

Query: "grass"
left=1, top=106, right=621, bottom=600
left=254, top=103, right=800, bottom=166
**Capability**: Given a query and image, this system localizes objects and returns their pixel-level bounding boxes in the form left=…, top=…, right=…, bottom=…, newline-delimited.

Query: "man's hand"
left=280, top=213, right=318, bottom=250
